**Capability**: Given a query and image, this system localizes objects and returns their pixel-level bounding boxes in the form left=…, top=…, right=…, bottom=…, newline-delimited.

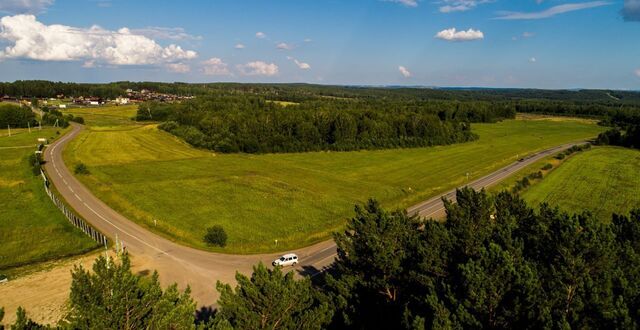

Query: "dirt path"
left=0, top=251, right=163, bottom=326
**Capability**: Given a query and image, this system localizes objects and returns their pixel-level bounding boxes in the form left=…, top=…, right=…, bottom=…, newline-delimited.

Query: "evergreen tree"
left=213, top=263, right=332, bottom=330
left=63, top=254, right=196, bottom=330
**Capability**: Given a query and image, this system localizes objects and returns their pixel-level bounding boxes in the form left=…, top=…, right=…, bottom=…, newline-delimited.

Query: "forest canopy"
left=135, top=96, right=514, bottom=153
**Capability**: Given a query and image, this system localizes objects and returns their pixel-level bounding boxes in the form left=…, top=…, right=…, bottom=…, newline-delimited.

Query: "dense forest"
left=4, top=189, right=640, bottom=329
left=136, top=96, right=514, bottom=153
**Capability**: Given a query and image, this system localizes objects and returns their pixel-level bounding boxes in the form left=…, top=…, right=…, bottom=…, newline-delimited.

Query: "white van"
left=272, top=253, right=298, bottom=267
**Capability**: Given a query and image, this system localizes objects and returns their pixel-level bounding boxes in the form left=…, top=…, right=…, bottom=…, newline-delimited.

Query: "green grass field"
left=61, top=104, right=139, bottom=127
left=62, top=117, right=604, bottom=253
left=0, top=127, right=98, bottom=271
left=522, top=147, right=640, bottom=221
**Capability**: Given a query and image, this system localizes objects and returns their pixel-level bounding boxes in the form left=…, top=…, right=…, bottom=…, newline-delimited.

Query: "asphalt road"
left=43, top=123, right=585, bottom=306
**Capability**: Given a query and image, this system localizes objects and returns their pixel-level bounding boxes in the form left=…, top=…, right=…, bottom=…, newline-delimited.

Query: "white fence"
left=40, top=169, right=108, bottom=247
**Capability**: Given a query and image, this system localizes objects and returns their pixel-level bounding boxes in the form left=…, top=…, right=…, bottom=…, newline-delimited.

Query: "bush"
left=74, top=163, right=90, bottom=175
left=28, top=153, right=42, bottom=176
left=70, top=116, right=85, bottom=124
left=204, top=225, right=227, bottom=247
left=528, top=171, right=543, bottom=180
left=541, top=163, right=553, bottom=171
left=554, top=153, right=566, bottom=160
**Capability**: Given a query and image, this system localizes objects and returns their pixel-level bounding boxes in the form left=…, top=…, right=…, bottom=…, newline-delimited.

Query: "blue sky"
left=0, top=0, right=639, bottom=89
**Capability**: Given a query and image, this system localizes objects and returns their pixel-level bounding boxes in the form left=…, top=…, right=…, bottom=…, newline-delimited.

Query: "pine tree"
left=63, top=254, right=196, bottom=330
left=213, top=263, right=332, bottom=330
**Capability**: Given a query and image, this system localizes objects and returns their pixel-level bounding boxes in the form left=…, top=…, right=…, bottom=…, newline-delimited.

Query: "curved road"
left=44, top=124, right=586, bottom=306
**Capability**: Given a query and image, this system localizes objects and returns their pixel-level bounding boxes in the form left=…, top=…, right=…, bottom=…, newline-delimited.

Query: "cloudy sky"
left=0, top=0, right=639, bottom=89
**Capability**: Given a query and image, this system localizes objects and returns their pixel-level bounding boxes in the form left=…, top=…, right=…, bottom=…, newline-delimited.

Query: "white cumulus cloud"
left=235, top=43, right=245, bottom=49
left=529, top=57, right=537, bottom=63
left=202, top=58, right=231, bottom=75
left=237, top=61, right=279, bottom=76
left=0, top=15, right=197, bottom=68
left=166, top=63, right=190, bottom=73
left=435, top=28, right=484, bottom=41
left=635, top=69, right=640, bottom=77
left=0, top=0, right=53, bottom=14
left=255, top=31, right=266, bottom=39
left=399, top=66, right=412, bottom=77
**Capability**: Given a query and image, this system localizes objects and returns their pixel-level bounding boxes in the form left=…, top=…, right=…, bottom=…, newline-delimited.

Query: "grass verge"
left=0, top=127, right=99, bottom=274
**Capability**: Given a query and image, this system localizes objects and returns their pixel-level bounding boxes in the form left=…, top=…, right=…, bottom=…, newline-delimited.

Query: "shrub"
left=204, top=225, right=227, bottom=247
left=528, top=171, right=543, bottom=180
left=28, top=153, right=42, bottom=176
left=74, top=163, right=90, bottom=175
left=541, top=163, right=553, bottom=171
left=70, top=116, right=85, bottom=124
left=158, top=120, right=179, bottom=132
left=554, top=153, right=566, bottom=160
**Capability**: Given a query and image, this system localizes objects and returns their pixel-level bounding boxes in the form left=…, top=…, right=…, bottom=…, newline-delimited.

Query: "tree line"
left=136, top=96, right=520, bottom=154
left=3, top=80, right=640, bottom=104
left=4, top=188, right=639, bottom=329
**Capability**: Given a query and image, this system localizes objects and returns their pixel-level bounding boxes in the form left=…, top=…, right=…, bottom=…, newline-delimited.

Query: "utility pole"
left=7, top=125, right=10, bottom=137
left=28, top=121, right=31, bottom=133
left=39, top=121, right=42, bottom=130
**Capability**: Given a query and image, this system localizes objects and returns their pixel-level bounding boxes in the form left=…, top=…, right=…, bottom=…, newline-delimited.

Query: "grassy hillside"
left=63, top=118, right=604, bottom=253
left=61, top=104, right=139, bottom=127
left=0, top=128, right=98, bottom=271
left=523, top=147, right=640, bottom=221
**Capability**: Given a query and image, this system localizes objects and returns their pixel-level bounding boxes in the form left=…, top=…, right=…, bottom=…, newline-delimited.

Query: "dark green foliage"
left=0, top=104, right=35, bottom=128
left=41, top=109, right=69, bottom=128
left=28, top=153, right=42, bottom=176
left=147, top=97, right=483, bottom=153
left=10, top=307, right=47, bottom=330
left=327, top=189, right=640, bottom=329
left=148, top=95, right=480, bottom=153
left=555, top=143, right=591, bottom=160
left=73, top=163, right=89, bottom=175
left=597, top=126, right=640, bottom=150
left=541, top=163, right=553, bottom=170
left=326, top=199, right=419, bottom=328
left=0, top=307, right=4, bottom=330
left=63, top=254, right=196, bottom=329
left=204, top=225, right=227, bottom=247
left=528, top=171, right=543, bottom=180
left=69, top=116, right=84, bottom=124
left=213, top=263, right=333, bottom=329
left=512, top=176, right=531, bottom=193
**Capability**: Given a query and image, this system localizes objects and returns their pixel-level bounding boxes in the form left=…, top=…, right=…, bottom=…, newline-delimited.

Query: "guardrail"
left=40, top=169, right=108, bottom=247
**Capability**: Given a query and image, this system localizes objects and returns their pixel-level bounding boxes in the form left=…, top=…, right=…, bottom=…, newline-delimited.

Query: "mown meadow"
left=522, top=146, right=640, bottom=221
left=62, top=115, right=604, bottom=253
left=0, top=127, right=97, bottom=272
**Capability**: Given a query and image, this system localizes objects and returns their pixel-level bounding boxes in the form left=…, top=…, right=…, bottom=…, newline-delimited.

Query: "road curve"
left=43, top=123, right=586, bottom=306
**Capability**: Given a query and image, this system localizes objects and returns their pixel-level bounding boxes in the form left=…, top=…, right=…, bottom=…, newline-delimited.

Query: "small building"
left=59, top=104, right=67, bottom=109
left=89, top=101, right=99, bottom=106
left=115, top=97, right=130, bottom=105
